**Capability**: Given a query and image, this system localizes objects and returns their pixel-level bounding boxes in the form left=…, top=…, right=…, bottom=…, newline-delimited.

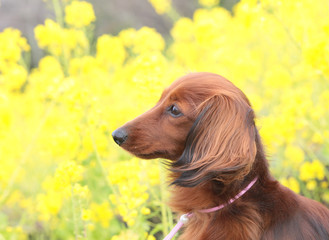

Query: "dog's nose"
left=112, top=128, right=128, bottom=146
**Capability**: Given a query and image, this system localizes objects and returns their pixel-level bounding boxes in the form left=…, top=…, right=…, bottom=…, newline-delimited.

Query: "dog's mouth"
left=112, top=128, right=183, bottom=160
left=134, top=150, right=170, bottom=159
left=119, top=140, right=184, bottom=160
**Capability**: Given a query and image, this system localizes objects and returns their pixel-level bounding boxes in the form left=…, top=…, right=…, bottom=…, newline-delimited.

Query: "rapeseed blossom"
left=131, top=27, right=165, bottom=54
left=148, top=0, right=172, bottom=15
left=0, top=0, right=329, bottom=239
left=34, top=19, right=64, bottom=54
left=281, top=177, right=300, bottom=194
left=0, top=28, right=30, bottom=91
left=108, top=158, right=157, bottom=228
left=90, top=201, right=113, bottom=228
left=0, top=28, right=30, bottom=62
left=35, top=19, right=88, bottom=56
left=54, top=161, right=84, bottom=190
left=284, top=145, right=305, bottom=169
left=300, top=160, right=325, bottom=181
left=96, top=35, right=126, bottom=67
left=65, top=1, right=96, bottom=28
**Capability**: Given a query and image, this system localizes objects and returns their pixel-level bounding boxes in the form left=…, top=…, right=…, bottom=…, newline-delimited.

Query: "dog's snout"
left=112, top=128, right=128, bottom=146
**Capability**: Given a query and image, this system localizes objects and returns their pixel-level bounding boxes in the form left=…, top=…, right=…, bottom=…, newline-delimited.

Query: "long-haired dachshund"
left=112, top=72, right=329, bottom=240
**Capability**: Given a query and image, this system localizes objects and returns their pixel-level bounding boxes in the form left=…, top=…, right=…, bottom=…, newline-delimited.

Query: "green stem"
left=167, top=204, right=173, bottom=232
left=159, top=161, right=169, bottom=236
left=18, top=50, right=31, bottom=72
left=78, top=198, right=88, bottom=239
left=52, top=0, right=64, bottom=27
left=90, top=128, right=118, bottom=197
left=166, top=7, right=181, bottom=22
left=71, top=186, right=79, bottom=240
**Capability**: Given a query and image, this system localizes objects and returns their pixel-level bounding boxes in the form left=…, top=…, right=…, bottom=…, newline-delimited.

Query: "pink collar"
left=163, top=177, right=258, bottom=240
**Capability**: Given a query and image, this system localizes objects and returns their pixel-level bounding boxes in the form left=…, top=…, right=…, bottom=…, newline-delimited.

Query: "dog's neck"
left=169, top=132, right=271, bottom=214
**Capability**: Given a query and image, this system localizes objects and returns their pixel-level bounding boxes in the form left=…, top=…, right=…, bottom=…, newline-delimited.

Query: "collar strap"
left=163, top=177, right=258, bottom=240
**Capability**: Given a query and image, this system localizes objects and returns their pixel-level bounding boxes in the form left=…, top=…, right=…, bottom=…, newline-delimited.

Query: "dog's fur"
left=113, top=72, right=329, bottom=240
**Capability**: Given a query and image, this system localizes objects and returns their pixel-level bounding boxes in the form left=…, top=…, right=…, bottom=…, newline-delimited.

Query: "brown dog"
left=112, top=72, right=329, bottom=240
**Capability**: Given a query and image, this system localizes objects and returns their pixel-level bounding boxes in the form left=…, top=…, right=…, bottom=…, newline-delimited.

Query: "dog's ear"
left=171, top=95, right=257, bottom=187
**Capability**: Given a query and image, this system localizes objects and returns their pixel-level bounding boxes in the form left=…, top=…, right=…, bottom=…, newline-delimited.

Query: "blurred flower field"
left=0, top=0, right=329, bottom=239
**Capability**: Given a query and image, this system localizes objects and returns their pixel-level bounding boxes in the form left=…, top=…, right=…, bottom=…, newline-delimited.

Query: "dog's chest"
left=177, top=210, right=262, bottom=240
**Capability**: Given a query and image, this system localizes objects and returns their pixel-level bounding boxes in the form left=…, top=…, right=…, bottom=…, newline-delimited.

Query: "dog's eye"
left=168, top=105, right=182, bottom=117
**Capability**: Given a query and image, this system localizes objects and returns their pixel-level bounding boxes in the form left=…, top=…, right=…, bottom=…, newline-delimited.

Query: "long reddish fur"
left=113, top=72, right=329, bottom=240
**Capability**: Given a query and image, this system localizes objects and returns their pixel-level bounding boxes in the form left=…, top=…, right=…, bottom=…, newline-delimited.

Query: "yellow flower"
left=69, top=56, right=103, bottom=77
left=34, top=19, right=88, bottom=55
left=306, top=180, right=317, bottom=191
left=300, top=162, right=314, bottom=181
left=81, top=208, right=92, bottom=221
left=54, top=161, right=84, bottom=190
left=96, top=35, right=126, bottom=67
left=323, top=192, right=329, bottom=203
left=87, top=223, right=95, bottom=231
left=109, top=194, right=117, bottom=205
left=280, top=177, right=300, bottom=193
left=321, top=182, right=328, bottom=189
left=127, top=51, right=169, bottom=105
left=264, top=65, right=292, bottom=89
left=0, top=28, right=30, bottom=62
left=148, top=0, right=172, bottom=15
left=132, top=27, right=165, bottom=54
left=141, top=207, right=151, bottom=215
left=147, top=164, right=161, bottom=186
left=0, top=62, right=28, bottom=91
left=284, top=144, right=304, bottom=168
left=312, top=159, right=325, bottom=180
left=35, top=56, right=63, bottom=78
left=300, top=159, right=325, bottom=181
left=36, top=192, right=64, bottom=221
left=111, top=231, right=139, bottom=240
left=171, top=17, right=194, bottom=42
left=63, top=28, right=88, bottom=50
left=147, top=235, right=156, bottom=240
left=119, top=28, right=137, bottom=47
left=90, top=202, right=113, bottom=228
left=107, top=158, right=156, bottom=228
left=126, top=218, right=135, bottom=227
left=304, top=40, right=329, bottom=75
left=193, top=8, right=231, bottom=47
left=34, top=19, right=63, bottom=53
left=248, top=93, right=263, bottom=112
left=311, top=133, right=323, bottom=144
left=65, top=1, right=96, bottom=28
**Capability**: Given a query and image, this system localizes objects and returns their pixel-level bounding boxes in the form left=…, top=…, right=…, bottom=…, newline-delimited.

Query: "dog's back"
left=261, top=184, right=329, bottom=240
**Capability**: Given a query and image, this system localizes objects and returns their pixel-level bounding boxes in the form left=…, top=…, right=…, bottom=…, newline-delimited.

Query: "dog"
left=112, top=72, right=329, bottom=240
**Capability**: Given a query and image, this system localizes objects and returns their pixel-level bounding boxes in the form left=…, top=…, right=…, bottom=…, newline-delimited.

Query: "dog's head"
left=112, top=72, right=257, bottom=187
